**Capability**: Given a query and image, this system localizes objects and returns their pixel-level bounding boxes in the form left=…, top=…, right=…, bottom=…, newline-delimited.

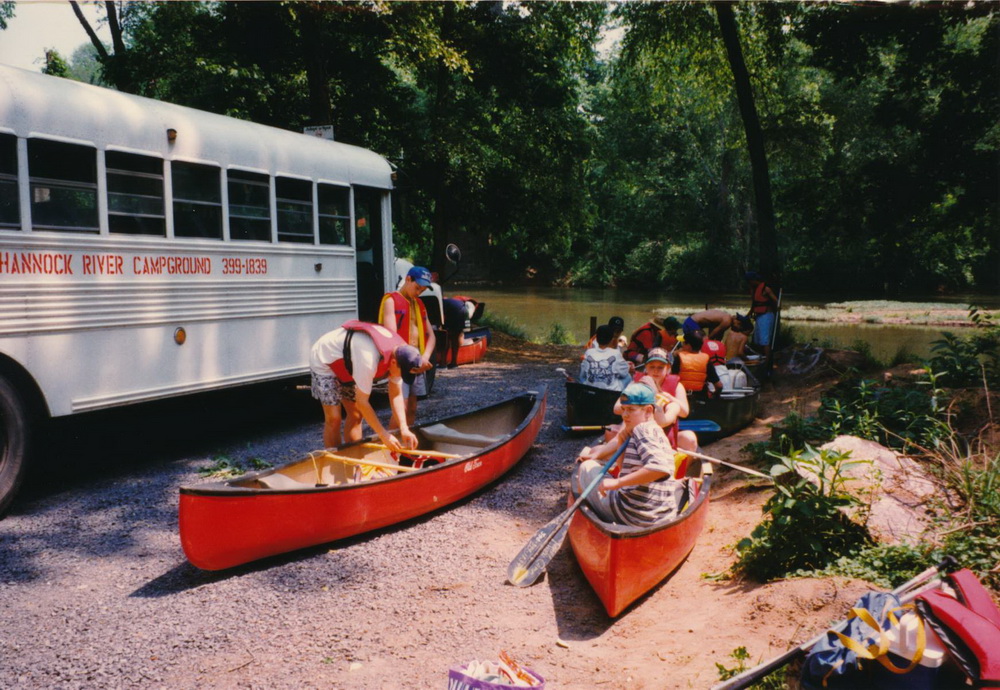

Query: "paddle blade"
left=507, top=510, right=573, bottom=587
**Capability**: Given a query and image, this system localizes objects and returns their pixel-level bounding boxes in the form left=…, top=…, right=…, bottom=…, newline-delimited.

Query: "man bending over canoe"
left=574, top=382, right=688, bottom=526
left=310, top=320, right=422, bottom=452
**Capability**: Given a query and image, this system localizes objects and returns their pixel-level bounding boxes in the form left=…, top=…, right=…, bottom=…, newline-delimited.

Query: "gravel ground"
left=1, top=345, right=625, bottom=689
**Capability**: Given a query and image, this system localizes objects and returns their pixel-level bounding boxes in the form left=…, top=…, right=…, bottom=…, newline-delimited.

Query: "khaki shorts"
left=311, top=372, right=356, bottom=406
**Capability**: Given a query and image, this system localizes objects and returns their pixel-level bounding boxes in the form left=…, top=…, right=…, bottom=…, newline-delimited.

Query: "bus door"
left=353, top=186, right=386, bottom=322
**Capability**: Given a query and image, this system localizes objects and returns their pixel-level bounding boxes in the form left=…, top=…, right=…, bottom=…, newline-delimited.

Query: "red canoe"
left=179, top=388, right=545, bottom=570
left=436, top=326, right=491, bottom=366
left=567, top=461, right=713, bottom=617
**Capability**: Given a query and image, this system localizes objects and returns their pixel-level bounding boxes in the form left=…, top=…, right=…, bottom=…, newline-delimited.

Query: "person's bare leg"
left=322, top=403, right=343, bottom=448
left=342, top=400, right=365, bottom=443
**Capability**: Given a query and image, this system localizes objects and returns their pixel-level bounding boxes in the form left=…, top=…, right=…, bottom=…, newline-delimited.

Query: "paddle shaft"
left=508, top=440, right=628, bottom=586
left=683, top=449, right=772, bottom=480
left=320, top=452, right=419, bottom=473
left=361, top=442, right=461, bottom=459
left=710, top=557, right=955, bottom=690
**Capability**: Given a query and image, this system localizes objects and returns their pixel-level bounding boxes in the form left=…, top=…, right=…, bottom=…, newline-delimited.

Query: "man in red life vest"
left=745, top=271, right=779, bottom=360
left=309, top=321, right=422, bottom=452
left=625, top=314, right=681, bottom=365
left=379, top=266, right=437, bottom=428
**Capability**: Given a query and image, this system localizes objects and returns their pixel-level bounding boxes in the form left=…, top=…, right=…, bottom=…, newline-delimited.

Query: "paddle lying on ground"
left=507, top=441, right=629, bottom=587
left=710, top=555, right=958, bottom=690
left=561, top=420, right=722, bottom=434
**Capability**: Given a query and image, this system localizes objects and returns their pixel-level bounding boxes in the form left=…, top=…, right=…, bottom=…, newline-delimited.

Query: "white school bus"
left=0, top=65, right=398, bottom=514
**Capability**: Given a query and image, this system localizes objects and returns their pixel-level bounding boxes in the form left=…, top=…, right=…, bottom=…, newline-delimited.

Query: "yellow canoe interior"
left=224, top=399, right=528, bottom=491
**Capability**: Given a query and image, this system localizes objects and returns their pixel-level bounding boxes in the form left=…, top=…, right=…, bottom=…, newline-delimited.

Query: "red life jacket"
left=915, top=569, right=1000, bottom=686
left=677, top=351, right=710, bottom=392
left=379, top=291, right=430, bottom=351
left=702, top=339, right=727, bottom=366
left=328, top=320, right=406, bottom=384
left=626, top=323, right=677, bottom=361
left=751, top=282, right=775, bottom=315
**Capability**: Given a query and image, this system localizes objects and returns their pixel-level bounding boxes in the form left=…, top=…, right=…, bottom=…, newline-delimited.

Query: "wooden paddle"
left=682, top=449, right=772, bottom=480
left=507, top=440, right=629, bottom=587
left=711, top=556, right=957, bottom=690
left=320, top=451, right=419, bottom=473
left=361, top=442, right=461, bottom=459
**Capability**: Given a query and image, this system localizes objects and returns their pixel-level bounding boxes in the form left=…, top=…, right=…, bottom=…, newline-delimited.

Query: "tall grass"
left=479, top=312, right=529, bottom=340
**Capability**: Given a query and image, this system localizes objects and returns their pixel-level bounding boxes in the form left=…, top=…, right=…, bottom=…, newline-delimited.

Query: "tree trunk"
left=714, top=2, right=781, bottom=281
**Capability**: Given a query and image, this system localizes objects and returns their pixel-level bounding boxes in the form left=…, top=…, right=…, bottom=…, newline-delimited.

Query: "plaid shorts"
left=311, top=372, right=356, bottom=406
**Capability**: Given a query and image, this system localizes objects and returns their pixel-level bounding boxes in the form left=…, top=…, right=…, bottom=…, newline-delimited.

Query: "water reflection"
left=469, top=287, right=970, bottom=363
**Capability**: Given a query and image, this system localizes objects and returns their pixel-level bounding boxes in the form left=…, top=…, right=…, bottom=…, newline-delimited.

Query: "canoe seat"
left=256, top=473, right=311, bottom=490
left=418, top=423, right=499, bottom=448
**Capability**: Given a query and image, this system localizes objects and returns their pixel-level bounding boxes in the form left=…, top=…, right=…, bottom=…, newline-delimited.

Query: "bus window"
left=107, top=151, right=165, bottom=236
left=228, top=170, right=271, bottom=241
left=28, top=138, right=99, bottom=233
left=276, top=176, right=313, bottom=243
left=318, top=183, right=349, bottom=245
left=172, top=161, right=222, bottom=239
left=0, top=133, right=17, bottom=229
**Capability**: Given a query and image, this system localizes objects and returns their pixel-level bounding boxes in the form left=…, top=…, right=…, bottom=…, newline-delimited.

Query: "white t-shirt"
left=580, top=346, right=632, bottom=391
left=309, top=328, right=383, bottom=395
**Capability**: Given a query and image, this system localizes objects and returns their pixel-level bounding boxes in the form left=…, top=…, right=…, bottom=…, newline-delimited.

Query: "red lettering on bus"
left=0, top=251, right=74, bottom=275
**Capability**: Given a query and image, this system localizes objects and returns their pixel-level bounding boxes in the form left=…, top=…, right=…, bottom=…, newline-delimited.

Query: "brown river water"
left=463, top=287, right=996, bottom=363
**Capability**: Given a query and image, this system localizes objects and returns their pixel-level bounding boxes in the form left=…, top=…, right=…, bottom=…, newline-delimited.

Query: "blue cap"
left=620, top=382, right=656, bottom=406
left=394, top=345, right=422, bottom=384
left=407, top=266, right=433, bottom=287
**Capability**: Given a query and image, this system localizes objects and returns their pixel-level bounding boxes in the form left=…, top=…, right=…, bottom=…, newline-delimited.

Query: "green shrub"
left=543, top=322, right=576, bottom=345
left=479, top=312, right=529, bottom=340
left=715, top=647, right=785, bottom=689
left=734, top=447, right=873, bottom=582
left=927, top=305, right=1000, bottom=388
left=808, top=543, right=934, bottom=588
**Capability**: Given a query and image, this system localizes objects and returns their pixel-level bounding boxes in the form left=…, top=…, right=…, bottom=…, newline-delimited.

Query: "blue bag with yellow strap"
left=801, top=590, right=933, bottom=690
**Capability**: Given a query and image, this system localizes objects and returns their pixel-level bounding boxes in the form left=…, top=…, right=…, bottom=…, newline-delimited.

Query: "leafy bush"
left=734, top=447, right=873, bottom=582
left=808, top=543, right=934, bottom=589
left=927, top=306, right=1000, bottom=388
left=815, top=377, right=949, bottom=452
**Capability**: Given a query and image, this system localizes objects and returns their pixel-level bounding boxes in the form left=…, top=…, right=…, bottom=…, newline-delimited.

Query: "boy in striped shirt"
left=574, top=382, right=688, bottom=526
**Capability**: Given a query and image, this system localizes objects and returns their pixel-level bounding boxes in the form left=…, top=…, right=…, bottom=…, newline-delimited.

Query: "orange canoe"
left=567, top=461, right=713, bottom=617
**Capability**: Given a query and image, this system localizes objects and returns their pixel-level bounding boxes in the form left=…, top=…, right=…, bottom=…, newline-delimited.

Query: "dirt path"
left=0, top=339, right=883, bottom=689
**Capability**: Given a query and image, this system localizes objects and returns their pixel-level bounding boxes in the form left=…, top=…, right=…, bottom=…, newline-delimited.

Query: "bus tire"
left=0, top=375, right=32, bottom=517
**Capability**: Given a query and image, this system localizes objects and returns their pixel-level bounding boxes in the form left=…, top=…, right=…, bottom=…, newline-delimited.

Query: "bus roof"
left=0, top=64, right=392, bottom=189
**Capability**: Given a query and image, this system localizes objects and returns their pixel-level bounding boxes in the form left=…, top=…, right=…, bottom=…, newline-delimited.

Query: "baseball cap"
left=620, top=382, right=656, bottom=406
left=407, top=266, right=433, bottom=287
left=394, top=345, right=422, bottom=384
left=646, top=348, right=670, bottom=365
left=608, top=316, right=625, bottom=331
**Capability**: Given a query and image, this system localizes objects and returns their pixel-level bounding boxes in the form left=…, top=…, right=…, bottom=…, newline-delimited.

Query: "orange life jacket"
left=378, top=291, right=429, bottom=351
left=677, top=351, right=710, bottom=391
left=702, top=339, right=727, bottom=366
left=751, top=282, right=775, bottom=315
left=329, top=320, right=406, bottom=384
